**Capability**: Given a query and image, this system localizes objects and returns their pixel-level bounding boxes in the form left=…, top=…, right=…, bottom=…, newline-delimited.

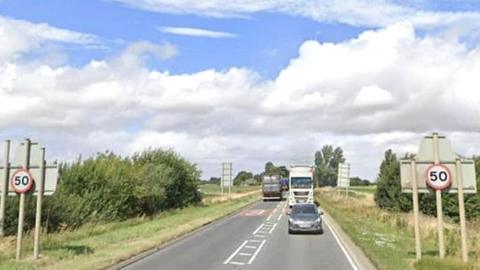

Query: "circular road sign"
left=10, top=169, right=34, bottom=194
left=426, top=164, right=452, bottom=191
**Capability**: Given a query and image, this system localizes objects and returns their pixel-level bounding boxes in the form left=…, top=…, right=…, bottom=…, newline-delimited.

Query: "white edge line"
left=266, top=214, right=273, bottom=221
left=247, top=240, right=266, bottom=264
left=224, top=240, right=248, bottom=264
left=323, top=218, right=359, bottom=270
left=268, top=223, right=278, bottom=234
left=277, top=212, right=283, bottom=221
left=258, top=209, right=265, bottom=215
left=252, top=224, right=264, bottom=235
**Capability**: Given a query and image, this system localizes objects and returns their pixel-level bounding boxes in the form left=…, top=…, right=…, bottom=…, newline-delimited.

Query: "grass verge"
left=316, top=188, right=475, bottom=270
left=199, top=184, right=260, bottom=195
left=0, top=192, right=260, bottom=270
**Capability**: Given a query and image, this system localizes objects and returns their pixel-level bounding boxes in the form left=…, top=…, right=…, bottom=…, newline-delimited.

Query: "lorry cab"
left=288, top=165, right=315, bottom=207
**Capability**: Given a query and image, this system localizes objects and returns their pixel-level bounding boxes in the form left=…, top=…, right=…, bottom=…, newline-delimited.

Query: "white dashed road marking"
left=224, top=201, right=286, bottom=266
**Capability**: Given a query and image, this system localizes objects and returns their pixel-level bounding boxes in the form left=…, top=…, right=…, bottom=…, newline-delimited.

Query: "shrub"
left=3, top=148, right=202, bottom=234
left=374, top=149, right=412, bottom=212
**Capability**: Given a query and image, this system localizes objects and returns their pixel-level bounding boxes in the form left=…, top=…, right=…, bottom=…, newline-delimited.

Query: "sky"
left=0, top=0, right=480, bottom=181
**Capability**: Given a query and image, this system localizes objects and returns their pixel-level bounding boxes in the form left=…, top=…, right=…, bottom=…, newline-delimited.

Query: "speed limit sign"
left=426, top=164, right=452, bottom=191
left=10, top=169, right=35, bottom=194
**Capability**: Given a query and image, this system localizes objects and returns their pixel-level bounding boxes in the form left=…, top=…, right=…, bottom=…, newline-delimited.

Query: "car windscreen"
left=292, top=204, right=317, bottom=214
left=290, top=177, right=312, bottom=188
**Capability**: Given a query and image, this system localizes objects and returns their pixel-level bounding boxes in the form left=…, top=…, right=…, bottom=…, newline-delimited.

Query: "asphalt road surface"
left=122, top=201, right=356, bottom=270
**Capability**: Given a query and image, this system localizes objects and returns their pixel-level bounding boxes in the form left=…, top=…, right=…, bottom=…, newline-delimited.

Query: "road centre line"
left=277, top=212, right=283, bottom=221
left=247, top=240, right=266, bottom=264
left=323, top=217, right=359, bottom=270
left=225, top=202, right=282, bottom=266
left=252, top=224, right=263, bottom=235
left=268, top=223, right=277, bottom=234
left=224, top=240, right=248, bottom=265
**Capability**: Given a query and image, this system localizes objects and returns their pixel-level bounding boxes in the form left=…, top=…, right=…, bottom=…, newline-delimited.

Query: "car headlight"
left=288, top=218, right=294, bottom=223
left=315, top=217, right=321, bottom=223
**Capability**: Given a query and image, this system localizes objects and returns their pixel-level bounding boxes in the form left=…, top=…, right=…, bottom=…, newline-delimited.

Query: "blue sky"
left=1, top=0, right=480, bottom=180
left=0, top=0, right=368, bottom=78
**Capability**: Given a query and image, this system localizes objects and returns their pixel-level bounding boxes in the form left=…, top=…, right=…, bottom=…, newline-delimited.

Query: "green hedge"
left=3, top=149, right=202, bottom=235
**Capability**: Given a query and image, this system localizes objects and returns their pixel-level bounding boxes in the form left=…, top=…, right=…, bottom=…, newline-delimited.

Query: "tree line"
left=227, top=144, right=370, bottom=187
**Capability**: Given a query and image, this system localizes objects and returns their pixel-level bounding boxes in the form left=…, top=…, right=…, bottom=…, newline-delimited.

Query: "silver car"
left=288, top=203, right=323, bottom=234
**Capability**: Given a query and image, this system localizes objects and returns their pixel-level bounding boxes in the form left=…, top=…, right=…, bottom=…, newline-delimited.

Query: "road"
left=122, top=201, right=357, bottom=270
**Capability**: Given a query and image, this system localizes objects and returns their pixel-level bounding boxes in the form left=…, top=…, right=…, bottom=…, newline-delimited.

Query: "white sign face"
left=0, top=166, right=59, bottom=196
left=12, top=143, right=43, bottom=167
left=400, top=134, right=477, bottom=194
left=426, top=164, right=452, bottom=191
left=337, top=163, right=350, bottom=188
left=401, top=160, right=476, bottom=193
left=10, top=169, right=34, bottom=194
left=222, top=162, right=233, bottom=188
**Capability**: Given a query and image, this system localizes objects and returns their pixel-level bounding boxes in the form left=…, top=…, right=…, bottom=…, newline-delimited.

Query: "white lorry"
left=288, top=165, right=315, bottom=207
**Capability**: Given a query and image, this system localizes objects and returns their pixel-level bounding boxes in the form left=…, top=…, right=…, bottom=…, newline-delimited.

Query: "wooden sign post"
left=456, top=158, right=468, bottom=262
left=410, top=158, right=421, bottom=260
left=400, top=132, right=476, bottom=262
left=432, top=133, right=446, bottom=258
left=0, top=139, right=59, bottom=261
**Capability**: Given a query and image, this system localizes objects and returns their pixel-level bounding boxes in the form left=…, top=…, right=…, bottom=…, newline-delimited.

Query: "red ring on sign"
left=10, top=169, right=35, bottom=194
left=425, top=164, right=452, bottom=191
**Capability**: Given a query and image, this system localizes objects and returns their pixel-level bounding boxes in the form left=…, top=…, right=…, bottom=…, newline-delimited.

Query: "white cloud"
left=117, top=41, right=178, bottom=66
left=0, top=16, right=98, bottom=61
left=159, top=26, right=236, bottom=38
left=113, top=0, right=480, bottom=29
left=2, top=20, right=480, bottom=180
left=353, top=85, right=394, bottom=107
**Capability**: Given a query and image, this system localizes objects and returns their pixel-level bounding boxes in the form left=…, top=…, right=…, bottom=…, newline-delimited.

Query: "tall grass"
left=316, top=188, right=477, bottom=270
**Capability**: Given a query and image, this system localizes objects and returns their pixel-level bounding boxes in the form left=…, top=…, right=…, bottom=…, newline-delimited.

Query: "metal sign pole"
left=411, top=158, right=422, bottom=260
left=228, top=163, right=232, bottom=200
left=432, top=133, right=445, bottom=259
left=456, top=158, right=468, bottom=262
left=16, top=138, right=31, bottom=261
left=0, top=140, right=10, bottom=237
left=346, top=164, right=350, bottom=198
left=33, top=147, right=46, bottom=259
left=221, top=163, right=224, bottom=197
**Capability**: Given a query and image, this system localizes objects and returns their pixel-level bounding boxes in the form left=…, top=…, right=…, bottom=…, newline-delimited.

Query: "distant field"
left=199, top=183, right=260, bottom=195
left=348, top=185, right=377, bottom=194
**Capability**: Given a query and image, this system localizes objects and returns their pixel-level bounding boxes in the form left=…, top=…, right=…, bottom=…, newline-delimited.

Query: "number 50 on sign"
left=10, top=169, right=35, bottom=194
left=426, top=164, right=452, bottom=191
